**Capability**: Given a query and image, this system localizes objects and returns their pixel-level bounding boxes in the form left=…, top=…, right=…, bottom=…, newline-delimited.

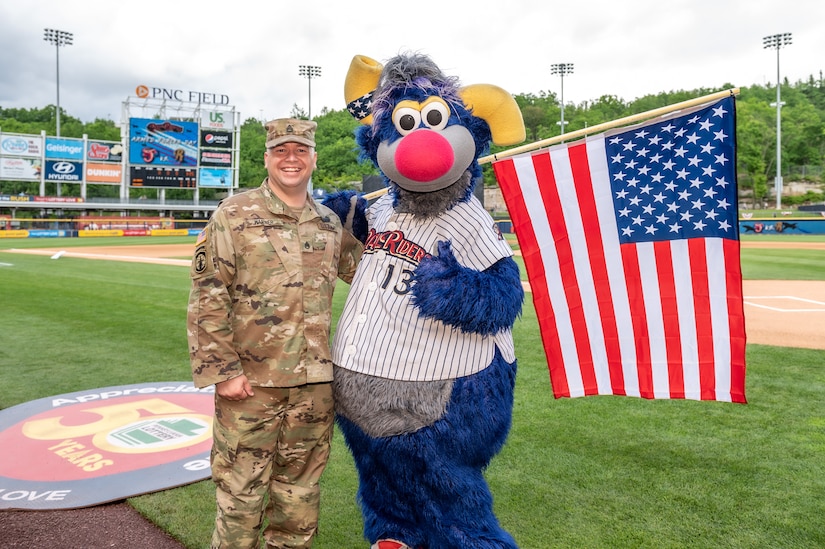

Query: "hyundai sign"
left=45, top=160, right=83, bottom=182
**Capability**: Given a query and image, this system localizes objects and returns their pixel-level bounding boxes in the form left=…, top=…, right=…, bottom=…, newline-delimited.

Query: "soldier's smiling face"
left=264, top=142, right=317, bottom=200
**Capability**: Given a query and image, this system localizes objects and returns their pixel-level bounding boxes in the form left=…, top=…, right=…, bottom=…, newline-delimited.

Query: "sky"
left=1, top=0, right=823, bottom=126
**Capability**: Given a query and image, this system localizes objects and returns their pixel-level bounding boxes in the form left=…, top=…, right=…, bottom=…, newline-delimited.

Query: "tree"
left=582, top=95, right=628, bottom=128
left=731, top=98, right=772, bottom=207
left=521, top=105, right=547, bottom=142
left=83, top=118, right=121, bottom=141
left=2, top=78, right=824, bottom=208
left=778, top=87, right=824, bottom=173
left=290, top=104, right=308, bottom=120
left=237, top=118, right=267, bottom=188
left=311, top=109, right=377, bottom=189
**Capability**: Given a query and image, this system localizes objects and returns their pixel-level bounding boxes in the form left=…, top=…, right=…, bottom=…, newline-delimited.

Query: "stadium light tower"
left=550, top=63, right=574, bottom=134
left=298, top=65, right=322, bottom=119
left=43, top=28, right=73, bottom=137
left=763, top=32, right=792, bottom=210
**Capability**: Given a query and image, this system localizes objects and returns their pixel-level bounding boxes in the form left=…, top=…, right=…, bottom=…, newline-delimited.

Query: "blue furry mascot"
left=324, top=52, right=526, bottom=549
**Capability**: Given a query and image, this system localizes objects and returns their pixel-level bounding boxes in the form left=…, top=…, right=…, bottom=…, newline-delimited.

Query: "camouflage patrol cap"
left=265, top=118, right=316, bottom=148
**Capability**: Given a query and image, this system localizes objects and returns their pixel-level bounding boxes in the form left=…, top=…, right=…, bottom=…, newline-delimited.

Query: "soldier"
left=187, top=118, right=363, bottom=548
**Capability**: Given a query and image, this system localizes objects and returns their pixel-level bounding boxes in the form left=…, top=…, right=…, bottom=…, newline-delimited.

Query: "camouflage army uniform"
left=188, top=179, right=362, bottom=549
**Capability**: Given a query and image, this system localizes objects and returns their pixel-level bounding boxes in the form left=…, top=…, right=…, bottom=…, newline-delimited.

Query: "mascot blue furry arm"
left=323, top=52, right=526, bottom=549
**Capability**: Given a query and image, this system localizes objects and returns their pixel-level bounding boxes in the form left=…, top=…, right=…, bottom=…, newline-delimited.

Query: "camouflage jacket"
left=187, top=180, right=363, bottom=388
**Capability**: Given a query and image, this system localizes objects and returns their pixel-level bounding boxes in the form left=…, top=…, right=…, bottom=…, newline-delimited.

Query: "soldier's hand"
left=217, top=375, right=255, bottom=400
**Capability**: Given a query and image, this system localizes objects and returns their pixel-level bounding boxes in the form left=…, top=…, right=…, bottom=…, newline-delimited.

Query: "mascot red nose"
left=324, top=52, right=526, bottom=549
left=394, top=130, right=454, bottom=183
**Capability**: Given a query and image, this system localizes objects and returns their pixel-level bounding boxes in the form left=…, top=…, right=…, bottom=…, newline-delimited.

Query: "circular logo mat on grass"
left=0, top=381, right=214, bottom=510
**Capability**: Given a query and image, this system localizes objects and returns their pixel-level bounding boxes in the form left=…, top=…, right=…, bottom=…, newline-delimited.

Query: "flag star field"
left=606, top=98, right=737, bottom=244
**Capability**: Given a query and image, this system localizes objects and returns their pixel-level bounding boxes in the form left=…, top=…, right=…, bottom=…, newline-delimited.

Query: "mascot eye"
left=420, top=101, right=450, bottom=131
left=392, top=107, right=421, bottom=136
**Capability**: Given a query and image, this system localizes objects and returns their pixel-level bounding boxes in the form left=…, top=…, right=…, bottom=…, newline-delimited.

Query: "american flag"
left=492, top=96, right=746, bottom=402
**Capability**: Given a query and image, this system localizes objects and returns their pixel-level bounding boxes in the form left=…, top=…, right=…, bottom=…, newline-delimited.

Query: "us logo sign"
left=0, top=382, right=214, bottom=510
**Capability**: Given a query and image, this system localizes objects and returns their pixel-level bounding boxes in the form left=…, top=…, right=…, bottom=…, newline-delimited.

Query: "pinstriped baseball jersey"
left=332, top=193, right=516, bottom=381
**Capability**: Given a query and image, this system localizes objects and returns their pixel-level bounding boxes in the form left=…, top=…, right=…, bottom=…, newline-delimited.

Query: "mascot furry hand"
left=329, top=53, right=526, bottom=549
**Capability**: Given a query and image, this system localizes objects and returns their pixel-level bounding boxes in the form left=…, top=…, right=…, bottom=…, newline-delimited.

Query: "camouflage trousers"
left=210, top=383, right=334, bottom=549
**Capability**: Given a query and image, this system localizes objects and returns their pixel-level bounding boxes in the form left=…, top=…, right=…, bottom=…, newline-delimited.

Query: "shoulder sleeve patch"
left=193, top=244, right=208, bottom=275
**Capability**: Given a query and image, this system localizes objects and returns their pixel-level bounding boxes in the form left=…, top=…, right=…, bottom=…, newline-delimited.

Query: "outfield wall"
left=738, top=218, right=825, bottom=235
left=0, top=228, right=201, bottom=239
left=0, top=214, right=206, bottom=239
left=2, top=219, right=824, bottom=239
left=496, top=217, right=825, bottom=236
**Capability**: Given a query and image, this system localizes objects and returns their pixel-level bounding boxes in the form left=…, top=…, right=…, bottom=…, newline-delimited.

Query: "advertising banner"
left=739, top=218, right=825, bottom=235
left=0, top=195, right=37, bottom=202
left=0, top=230, right=29, bottom=238
left=0, top=134, right=43, bottom=158
left=198, top=167, right=232, bottom=188
left=199, top=149, right=232, bottom=167
left=87, top=141, right=124, bottom=163
left=200, top=110, right=234, bottom=130
left=128, top=118, right=198, bottom=167
left=0, top=157, right=42, bottom=180
left=130, top=166, right=197, bottom=188
left=79, top=229, right=123, bottom=237
left=31, top=196, right=83, bottom=203
left=45, top=137, right=84, bottom=160
left=45, top=160, right=83, bottom=183
left=199, top=129, right=233, bottom=149
left=85, top=162, right=123, bottom=184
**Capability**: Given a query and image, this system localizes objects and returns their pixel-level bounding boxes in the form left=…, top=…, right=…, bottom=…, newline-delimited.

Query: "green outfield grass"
left=740, top=233, right=825, bottom=243
left=1, top=238, right=824, bottom=548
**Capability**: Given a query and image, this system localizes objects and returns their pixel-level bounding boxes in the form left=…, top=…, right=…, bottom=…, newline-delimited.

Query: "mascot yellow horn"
left=344, top=55, right=383, bottom=126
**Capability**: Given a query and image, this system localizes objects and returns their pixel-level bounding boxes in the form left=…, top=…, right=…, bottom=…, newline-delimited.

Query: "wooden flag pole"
left=363, top=187, right=389, bottom=201
left=479, top=87, right=739, bottom=165
left=359, top=87, right=738, bottom=201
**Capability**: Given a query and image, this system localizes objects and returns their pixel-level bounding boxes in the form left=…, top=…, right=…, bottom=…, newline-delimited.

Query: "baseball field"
left=1, top=234, right=824, bottom=548
left=6, top=238, right=825, bottom=350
